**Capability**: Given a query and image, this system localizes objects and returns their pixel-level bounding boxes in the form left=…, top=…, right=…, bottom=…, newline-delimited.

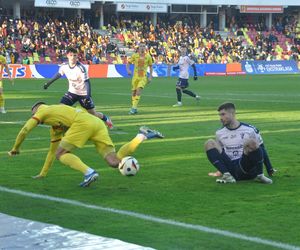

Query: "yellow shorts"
left=131, top=77, right=147, bottom=91
left=60, top=112, right=115, bottom=158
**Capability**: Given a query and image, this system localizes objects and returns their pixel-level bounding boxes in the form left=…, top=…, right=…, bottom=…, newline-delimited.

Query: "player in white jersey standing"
left=204, top=102, right=276, bottom=184
left=43, top=47, right=113, bottom=129
left=172, top=45, right=200, bottom=107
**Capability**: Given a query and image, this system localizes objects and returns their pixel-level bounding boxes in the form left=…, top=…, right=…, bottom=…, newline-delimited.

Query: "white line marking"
left=0, top=186, right=299, bottom=250
left=0, top=121, right=26, bottom=125
left=15, top=89, right=300, bottom=98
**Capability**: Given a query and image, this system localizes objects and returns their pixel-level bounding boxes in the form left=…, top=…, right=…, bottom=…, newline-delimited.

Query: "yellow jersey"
left=32, top=104, right=85, bottom=128
left=11, top=104, right=105, bottom=151
left=0, top=55, right=7, bottom=80
left=11, top=103, right=114, bottom=158
left=128, top=53, right=152, bottom=78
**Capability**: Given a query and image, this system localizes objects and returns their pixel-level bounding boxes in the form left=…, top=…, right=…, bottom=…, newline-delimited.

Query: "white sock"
left=85, top=167, right=94, bottom=176
left=136, top=133, right=147, bottom=141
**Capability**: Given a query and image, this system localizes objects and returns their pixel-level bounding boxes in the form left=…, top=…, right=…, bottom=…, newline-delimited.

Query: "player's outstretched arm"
left=172, top=65, right=179, bottom=70
left=8, top=119, right=38, bottom=157
left=33, top=138, right=61, bottom=179
left=44, top=73, right=62, bottom=89
left=192, top=64, right=198, bottom=80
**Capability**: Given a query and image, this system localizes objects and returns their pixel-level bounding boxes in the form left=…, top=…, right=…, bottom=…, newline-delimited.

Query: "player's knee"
left=56, top=148, right=69, bottom=160
left=136, top=88, right=142, bottom=96
left=56, top=151, right=63, bottom=160
left=107, top=158, right=119, bottom=168
left=105, top=152, right=120, bottom=168
left=243, top=138, right=259, bottom=154
left=204, top=139, right=221, bottom=152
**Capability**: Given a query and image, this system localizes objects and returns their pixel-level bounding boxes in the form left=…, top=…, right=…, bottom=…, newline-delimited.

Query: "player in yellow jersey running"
left=0, top=54, right=14, bottom=113
left=8, top=102, right=163, bottom=187
left=126, top=42, right=153, bottom=114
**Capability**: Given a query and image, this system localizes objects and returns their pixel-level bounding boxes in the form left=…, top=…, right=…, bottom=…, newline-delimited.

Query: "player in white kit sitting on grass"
left=204, top=102, right=276, bottom=184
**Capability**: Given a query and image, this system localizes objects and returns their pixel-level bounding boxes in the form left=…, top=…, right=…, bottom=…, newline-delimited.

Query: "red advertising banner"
left=89, top=64, right=109, bottom=78
left=240, top=5, right=283, bottom=13
left=226, top=63, right=243, bottom=73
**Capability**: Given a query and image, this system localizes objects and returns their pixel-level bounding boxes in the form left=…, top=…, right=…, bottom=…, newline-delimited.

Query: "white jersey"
left=59, top=62, right=88, bottom=96
left=178, top=55, right=195, bottom=79
left=216, top=122, right=263, bottom=160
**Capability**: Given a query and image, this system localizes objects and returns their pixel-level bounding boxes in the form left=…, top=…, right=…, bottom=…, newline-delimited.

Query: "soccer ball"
left=118, top=156, right=140, bottom=176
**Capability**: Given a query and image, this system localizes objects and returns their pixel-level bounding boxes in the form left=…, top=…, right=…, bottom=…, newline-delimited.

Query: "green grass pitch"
left=0, top=75, right=300, bottom=249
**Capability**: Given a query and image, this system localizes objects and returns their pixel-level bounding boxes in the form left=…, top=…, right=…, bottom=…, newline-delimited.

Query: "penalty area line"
left=0, top=186, right=299, bottom=250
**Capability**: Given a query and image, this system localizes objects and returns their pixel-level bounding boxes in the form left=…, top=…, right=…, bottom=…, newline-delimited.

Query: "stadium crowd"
left=0, top=13, right=299, bottom=65
left=116, top=15, right=300, bottom=64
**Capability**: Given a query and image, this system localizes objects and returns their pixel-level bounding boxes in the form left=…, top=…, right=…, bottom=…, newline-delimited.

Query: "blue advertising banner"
left=152, top=63, right=227, bottom=77
left=12, top=61, right=297, bottom=79
left=242, top=60, right=300, bottom=75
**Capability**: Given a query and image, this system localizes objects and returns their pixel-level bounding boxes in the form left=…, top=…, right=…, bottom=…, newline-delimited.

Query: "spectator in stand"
left=1, top=13, right=299, bottom=65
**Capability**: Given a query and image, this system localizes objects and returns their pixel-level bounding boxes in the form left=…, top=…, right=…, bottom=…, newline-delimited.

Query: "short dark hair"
left=217, top=102, right=236, bottom=112
left=66, top=47, right=78, bottom=54
left=31, top=101, right=45, bottom=111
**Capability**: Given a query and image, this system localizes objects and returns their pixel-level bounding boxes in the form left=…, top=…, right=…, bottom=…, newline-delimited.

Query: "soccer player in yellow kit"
left=126, top=42, right=153, bottom=114
left=0, top=54, right=13, bottom=113
left=8, top=102, right=163, bottom=187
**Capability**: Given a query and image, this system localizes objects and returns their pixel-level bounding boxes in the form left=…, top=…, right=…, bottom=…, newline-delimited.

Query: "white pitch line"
left=22, top=89, right=299, bottom=103
left=0, top=186, right=299, bottom=250
left=0, top=121, right=26, bottom=125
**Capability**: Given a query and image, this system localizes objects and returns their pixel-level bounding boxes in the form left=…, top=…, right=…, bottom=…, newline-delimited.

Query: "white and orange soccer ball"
left=118, top=156, right=140, bottom=176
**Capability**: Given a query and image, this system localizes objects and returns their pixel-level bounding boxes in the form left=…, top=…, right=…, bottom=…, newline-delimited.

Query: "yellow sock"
left=131, top=95, right=135, bottom=107
left=0, top=94, right=4, bottom=108
left=132, top=96, right=141, bottom=109
left=117, top=134, right=145, bottom=159
left=59, top=153, right=89, bottom=174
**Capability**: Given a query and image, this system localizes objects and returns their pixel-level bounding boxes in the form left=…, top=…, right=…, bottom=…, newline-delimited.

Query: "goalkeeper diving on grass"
left=8, top=102, right=164, bottom=187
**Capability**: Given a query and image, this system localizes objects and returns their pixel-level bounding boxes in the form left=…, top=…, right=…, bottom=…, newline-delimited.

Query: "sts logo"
left=2, top=65, right=28, bottom=78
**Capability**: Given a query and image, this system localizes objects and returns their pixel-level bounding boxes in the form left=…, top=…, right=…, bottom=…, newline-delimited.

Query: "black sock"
left=206, top=148, right=228, bottom=173
left=182, top=89, right=196, bottom=98
left=176, top=88, right=182, bottom=102
left=241, top=148, right=264, bottom=174
left=101, top=114, right=108, bottom=122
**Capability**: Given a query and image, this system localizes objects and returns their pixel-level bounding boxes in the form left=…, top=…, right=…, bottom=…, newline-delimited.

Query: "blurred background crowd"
left=0, top=10, right=299, bottom=65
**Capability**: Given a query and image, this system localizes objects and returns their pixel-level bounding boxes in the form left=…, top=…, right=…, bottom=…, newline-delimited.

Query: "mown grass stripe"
left=0, top=186, right=299, bottom=250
